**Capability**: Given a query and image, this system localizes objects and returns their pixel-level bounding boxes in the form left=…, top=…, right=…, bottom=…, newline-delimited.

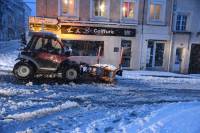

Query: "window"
left=150, top=4, right=161, bottom=20
left=61, top=0, right=77, bottom=17
left=90, top=0, right=109, bottom=20
left=34, top=38, right=47, bottom=50
left=62, top=40, right=104, bottom=56
left=35, top=37, right=63, bottom=54
left=94, top=0, right=106, bottom=17
left=148, top=0, right=166, bottom=24
left=122, top=1, right=135, bottom=19
left=176, top=15, right=187, bottom=31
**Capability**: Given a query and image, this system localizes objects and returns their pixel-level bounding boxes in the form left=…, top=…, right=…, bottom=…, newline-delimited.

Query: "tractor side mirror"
left=65, top=49, right=72, bottom=56
left=65, top=47, right=72, bottom=56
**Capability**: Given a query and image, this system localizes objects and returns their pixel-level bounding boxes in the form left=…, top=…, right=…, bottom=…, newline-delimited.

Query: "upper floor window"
left=150, top=4, right=161, bottom=20
left=61, top=0, right=78, bottom=17
left=148, top=0, right=166, bottom=25
left=122, top=0, right=135, bottom=19
left=94, top=0, right=106, bottom=17
left=90, top=0, right=110, bottom=21
left=176, top=15, right=187, bottom=31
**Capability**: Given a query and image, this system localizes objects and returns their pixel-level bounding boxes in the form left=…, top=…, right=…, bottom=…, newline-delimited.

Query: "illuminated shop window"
left=62, top=40, right=104, bottom=56
left=150, top=3, right=161, bottom=20
left=122, top=1, right=135, bottom=19
left=61, top=0, right=76, bottom=16
left=94, top=0, right=106, bottom=17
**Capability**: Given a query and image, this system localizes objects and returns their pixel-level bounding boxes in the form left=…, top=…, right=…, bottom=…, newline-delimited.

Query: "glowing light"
left=99, top=4, right=105, bottom=12
left=64, top=0, right=73, bottom=4
left=64, top=0, right=68, bottom=4
left=123, top=6, right=126, bottom=12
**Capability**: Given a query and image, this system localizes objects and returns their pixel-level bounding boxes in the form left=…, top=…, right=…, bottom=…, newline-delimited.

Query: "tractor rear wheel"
left=13, top=62, right=34, bottom=80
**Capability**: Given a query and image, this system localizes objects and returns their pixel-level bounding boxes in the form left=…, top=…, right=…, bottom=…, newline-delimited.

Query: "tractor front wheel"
left=63, top=67, right=79, bottom=81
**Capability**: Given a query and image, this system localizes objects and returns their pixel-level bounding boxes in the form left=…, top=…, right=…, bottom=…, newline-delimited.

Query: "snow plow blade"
left=81, top=64, right=122, bottom=83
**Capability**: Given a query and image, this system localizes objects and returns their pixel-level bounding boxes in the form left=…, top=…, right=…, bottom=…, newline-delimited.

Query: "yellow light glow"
left=64, top=0, right=68, bottom=4
left=69, top=0, right=73, bottom=4
left=122, top=7, right=126, bottom=12
left=99, top=4, right=105, bottom=12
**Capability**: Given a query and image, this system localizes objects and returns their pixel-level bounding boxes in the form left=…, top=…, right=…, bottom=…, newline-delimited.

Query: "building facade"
left=0, top=0, right=31, bottom=41
left=34, top=0, right=200, bottom=74
left=170, top=0, right=200, bottom=74
left=34, top=0, right=173, bottom=70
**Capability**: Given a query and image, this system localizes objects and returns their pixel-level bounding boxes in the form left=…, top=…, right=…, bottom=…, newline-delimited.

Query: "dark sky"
left=24, top=0, right=36, bottom=16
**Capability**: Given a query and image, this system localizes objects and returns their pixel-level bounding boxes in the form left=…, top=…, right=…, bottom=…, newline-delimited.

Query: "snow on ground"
left=0, top=40, right=200, bottom=133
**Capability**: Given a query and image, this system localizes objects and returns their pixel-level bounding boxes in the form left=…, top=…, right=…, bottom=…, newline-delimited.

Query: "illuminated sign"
left=29, top=17, right=58, bottom=25
left=61, top=25, right=136, bottom=37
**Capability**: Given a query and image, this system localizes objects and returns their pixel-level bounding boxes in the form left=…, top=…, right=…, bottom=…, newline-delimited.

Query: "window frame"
left=120, top=0, right=139, bottom=24
left=147, top=0, right=166, bottom=25
left=58, top=0, right=79, bottom=19
left=174, top=13, right=190, bottom=32
left=90, top=0, right=110, bottom=22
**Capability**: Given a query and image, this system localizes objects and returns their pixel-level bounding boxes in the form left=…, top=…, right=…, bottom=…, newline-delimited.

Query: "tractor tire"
left=13, top=62, right=34, bottom=80
left=63, top=67, right=79, bottom=81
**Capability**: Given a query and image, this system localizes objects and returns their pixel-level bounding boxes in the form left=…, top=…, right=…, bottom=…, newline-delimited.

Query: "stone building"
left=0, top=0, right=31, bottom=41
left=33, top=0, right=200, bottom=74
left=170, top=0, right=200, bottom=74
left=34, top=0, right=173, bottom=70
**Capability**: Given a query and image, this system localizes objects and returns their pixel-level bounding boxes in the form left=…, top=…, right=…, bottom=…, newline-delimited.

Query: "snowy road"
left=0, top=41, right=200, bottom=133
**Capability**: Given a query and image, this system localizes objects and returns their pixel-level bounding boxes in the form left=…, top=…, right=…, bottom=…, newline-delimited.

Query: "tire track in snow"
left=3, top=101, right=79, bottom=121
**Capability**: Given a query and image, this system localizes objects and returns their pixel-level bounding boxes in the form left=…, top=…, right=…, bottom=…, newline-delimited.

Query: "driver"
left=43, top=39, right=62, bottom=54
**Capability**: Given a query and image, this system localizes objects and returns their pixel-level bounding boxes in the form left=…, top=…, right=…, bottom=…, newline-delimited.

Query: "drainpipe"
left=168, top=0, right=175, bottom=72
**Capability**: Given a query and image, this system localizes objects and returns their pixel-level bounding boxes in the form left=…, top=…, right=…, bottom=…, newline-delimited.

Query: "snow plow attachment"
left=88, top=64, right=122, bottom=83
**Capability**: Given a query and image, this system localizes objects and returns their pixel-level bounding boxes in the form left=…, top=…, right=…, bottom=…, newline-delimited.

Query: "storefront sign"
left=29, top=17, right=58, bottom=25
left=61, top=25, right=136, bottom=37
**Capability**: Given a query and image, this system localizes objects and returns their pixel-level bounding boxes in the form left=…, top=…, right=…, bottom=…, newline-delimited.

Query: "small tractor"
left=13, top=32, right=123, bottom=83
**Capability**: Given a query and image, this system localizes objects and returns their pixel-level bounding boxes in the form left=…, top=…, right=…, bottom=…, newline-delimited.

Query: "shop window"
left=121, top=40, right=132, bottom=68
left=62, top=40, right=104, bottom=56
left=146, top=41, right=165, bottom=68
left=176, top=15, right=187, bottom=31
left=61, top=0, right=77, bottom=17
left=122, top=1, right=135, bottom=19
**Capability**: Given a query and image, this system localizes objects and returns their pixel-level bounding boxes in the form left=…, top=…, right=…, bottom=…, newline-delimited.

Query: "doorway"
left=173, top=48, right=183, bottom=73
left=189, top=44, right=200, bottom=74
left=146, top=41, right=165, bottom=69
left=121, top=40, right=132, bottom=68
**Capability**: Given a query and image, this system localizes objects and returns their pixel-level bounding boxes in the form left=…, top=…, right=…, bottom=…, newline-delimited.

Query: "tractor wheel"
left=13, top=62, right=34, bottom=80
left=63, top=67, right=79, bottom=81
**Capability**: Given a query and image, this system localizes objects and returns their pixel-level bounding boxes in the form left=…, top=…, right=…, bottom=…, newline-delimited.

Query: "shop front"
left=29, top=17, right=138, bottom=69
left=59, top=24, right=137, bottom=68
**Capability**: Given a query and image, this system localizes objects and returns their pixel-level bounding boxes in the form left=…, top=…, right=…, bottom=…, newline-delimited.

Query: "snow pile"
left=0, top=87, right=32, bottom=97
left=121, top=70, right=200, bottom=85
left=119, top=102, right=200, bottom=133
left=94, top=64, right=117, bottom=71
left=5, top=101, right=79, bottom=121
left=16, top=128, right=33, bottom=133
